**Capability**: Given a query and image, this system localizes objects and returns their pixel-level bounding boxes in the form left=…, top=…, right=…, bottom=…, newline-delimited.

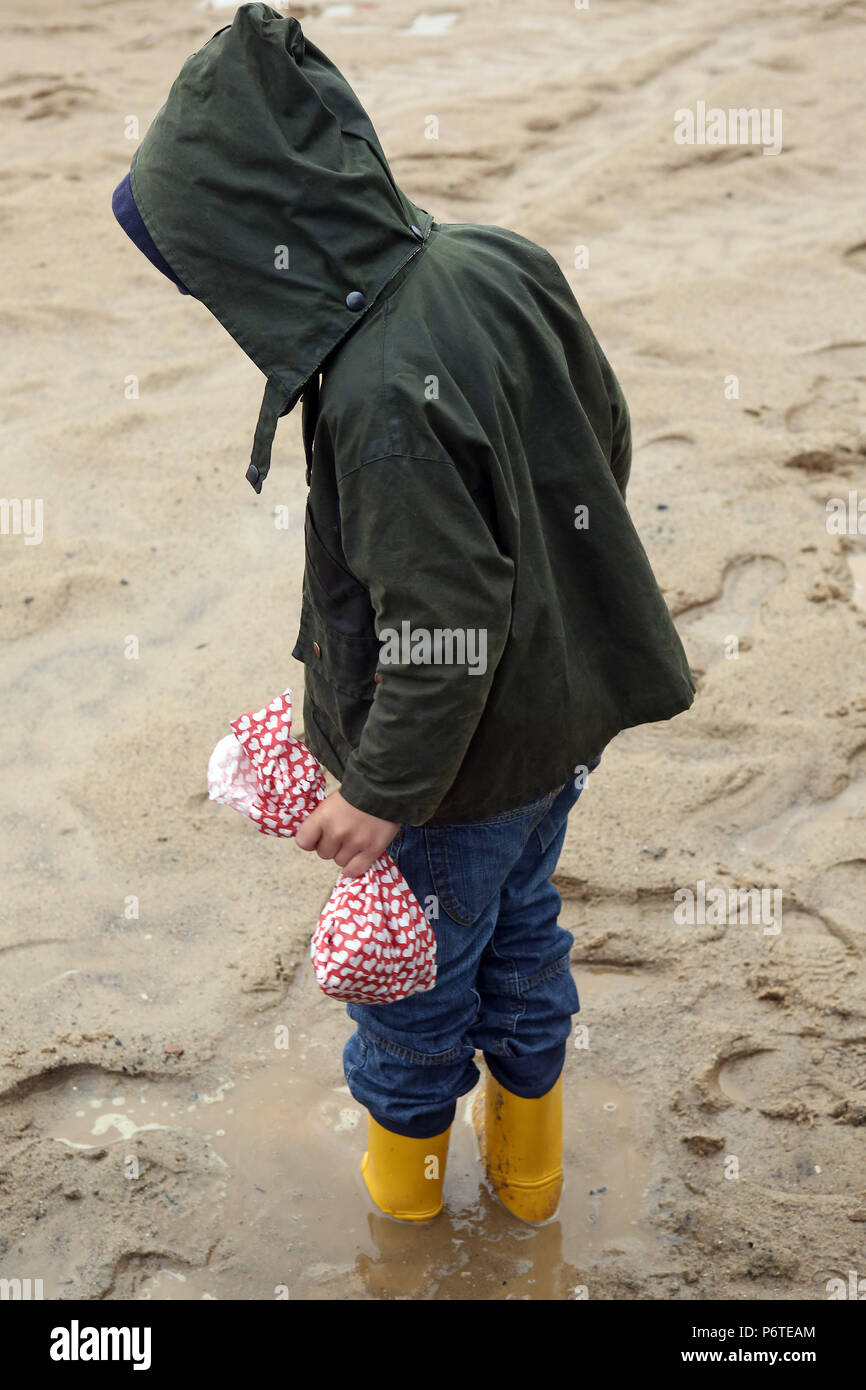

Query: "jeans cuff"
left=483, top=1042, right=566, bottom=1098
left=367, top=1099, right=457, bottom=1139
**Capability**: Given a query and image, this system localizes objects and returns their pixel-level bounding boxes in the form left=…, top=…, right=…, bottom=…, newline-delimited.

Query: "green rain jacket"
left=128, top=4, right=695, bottom=827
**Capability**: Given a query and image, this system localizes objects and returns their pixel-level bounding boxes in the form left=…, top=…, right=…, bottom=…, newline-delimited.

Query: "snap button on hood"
left=345, top=291, right=366, bottom=312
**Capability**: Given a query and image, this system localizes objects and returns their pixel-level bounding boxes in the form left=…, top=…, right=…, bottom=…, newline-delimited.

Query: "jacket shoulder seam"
left=339, top=451, right=457, bottom=482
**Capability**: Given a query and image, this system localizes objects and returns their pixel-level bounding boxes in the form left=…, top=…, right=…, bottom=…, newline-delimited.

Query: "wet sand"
left=2, top=0, right=866, bottom=1299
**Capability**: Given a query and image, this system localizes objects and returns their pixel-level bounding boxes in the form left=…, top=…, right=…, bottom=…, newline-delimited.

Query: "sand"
left=1, top=0, right=865, bottom=1300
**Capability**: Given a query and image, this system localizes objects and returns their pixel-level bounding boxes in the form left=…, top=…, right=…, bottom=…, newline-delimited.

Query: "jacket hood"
left=112, top=173, right=191, bottom=295
left=128, top=3, right=433, bottom=491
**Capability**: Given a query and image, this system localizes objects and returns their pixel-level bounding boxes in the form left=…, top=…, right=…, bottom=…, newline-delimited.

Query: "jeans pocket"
left=424, top=793, right=555, bottom=926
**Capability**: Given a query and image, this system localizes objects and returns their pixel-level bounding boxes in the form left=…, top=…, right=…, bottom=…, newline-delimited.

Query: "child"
left=113, top=5, right=694, bottom=1225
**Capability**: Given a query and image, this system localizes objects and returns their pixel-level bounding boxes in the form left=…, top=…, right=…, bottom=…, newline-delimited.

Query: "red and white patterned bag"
left=207, top=689, right=437, bottom=1004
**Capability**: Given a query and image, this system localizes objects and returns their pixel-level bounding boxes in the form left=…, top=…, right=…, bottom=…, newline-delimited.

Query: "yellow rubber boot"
left=361, top=1115, right=451, bottom=1223
left=472, top=1071, right=563, bottom=1223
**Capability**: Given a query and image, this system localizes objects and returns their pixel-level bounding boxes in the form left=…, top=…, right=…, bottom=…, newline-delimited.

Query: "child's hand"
left=295, top=790, right=400, bottom=878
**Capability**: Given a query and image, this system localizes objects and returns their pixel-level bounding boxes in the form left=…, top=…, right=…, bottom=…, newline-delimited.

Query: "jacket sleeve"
left=335, top=455, right=514, bottom=826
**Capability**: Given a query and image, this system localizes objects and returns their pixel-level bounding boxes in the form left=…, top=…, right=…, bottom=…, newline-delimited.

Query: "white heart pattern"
left=207, top=688, right=436, bottom=1003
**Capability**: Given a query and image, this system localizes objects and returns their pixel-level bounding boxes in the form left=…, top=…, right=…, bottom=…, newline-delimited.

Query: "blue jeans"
left=342, top=761, right=599, bottom=1138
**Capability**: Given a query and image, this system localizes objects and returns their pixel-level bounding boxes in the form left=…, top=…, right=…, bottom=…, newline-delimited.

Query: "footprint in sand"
left=715, top=1040, right=840, bottom=1118
left=784, top=370, right=866, bottom=435
left=810, top=858, right=866, bottom=948
left=698, top=1036, right=866, bottom=1208
left=675, top=553, right=785, bottom=658
left=745, top=753, right=866, bottom=861
left=750, top=924, right=860, bottom=1019
left=696, top=1036, right=775, bottom=1109
left=699, top=1032, right=859, bottom=1126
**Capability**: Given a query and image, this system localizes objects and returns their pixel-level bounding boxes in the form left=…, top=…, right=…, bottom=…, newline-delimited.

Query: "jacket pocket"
left=293, top=599, right=379, bottom=699
left=292, top=503, right=380, bottom=700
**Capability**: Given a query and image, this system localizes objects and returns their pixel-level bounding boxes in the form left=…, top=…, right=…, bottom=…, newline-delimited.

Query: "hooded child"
left=113, top=4, right=695, bottom=1225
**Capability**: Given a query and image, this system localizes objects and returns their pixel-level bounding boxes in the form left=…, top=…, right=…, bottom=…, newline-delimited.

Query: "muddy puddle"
left=26, top=968, right=657, bottom=1300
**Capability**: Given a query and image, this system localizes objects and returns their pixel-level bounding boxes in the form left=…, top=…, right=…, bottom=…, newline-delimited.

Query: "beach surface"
left=1, top=0, right=865, bottom=1299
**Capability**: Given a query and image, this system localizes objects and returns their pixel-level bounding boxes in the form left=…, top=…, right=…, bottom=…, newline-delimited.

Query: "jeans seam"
left=359, top=1027, right=463, bottom=1066
left=520, top=951, right=572, bottom=992
left=424, top=828, right=474, bottom=925
left=505, top=996, right=526, bottom=1039
left=344, top=1034, right=367, bottom=1086
left=434, top=789, right=555, bottom=830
